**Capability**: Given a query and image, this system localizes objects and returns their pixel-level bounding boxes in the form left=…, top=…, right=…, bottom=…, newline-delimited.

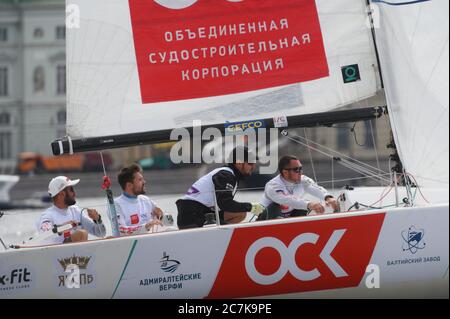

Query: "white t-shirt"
left=37, top=205, right=106, bottom=244
left=261, top=174, right=330, bottom=214
left=115, top=193, right=158, bottom=236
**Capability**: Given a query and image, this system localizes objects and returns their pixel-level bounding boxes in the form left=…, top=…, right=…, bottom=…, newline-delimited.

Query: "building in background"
left=0, top=0, right=66, bottom=172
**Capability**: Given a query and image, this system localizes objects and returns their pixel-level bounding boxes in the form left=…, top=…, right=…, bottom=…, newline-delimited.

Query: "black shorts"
left=176, top=199, right=216, bottom=229
left=256, top=202, right=308, bottom=221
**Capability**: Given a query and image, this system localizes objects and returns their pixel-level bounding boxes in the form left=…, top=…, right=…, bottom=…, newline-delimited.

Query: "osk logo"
left=154, top=0, right=243, bottom=10
left=208, top=214, right=385, bottom=298
left=245, top=230, right=348, bottom=285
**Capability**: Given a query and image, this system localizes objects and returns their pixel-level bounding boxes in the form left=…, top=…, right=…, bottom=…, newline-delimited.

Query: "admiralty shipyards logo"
left=402, top=226, right=426, bottom=254
left=160, top=252, right=180, bottom=273
left=139, top=252, right=202, bottom=292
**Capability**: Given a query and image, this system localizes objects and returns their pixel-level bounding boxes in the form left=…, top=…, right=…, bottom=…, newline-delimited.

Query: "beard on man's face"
left=64, top=193, right=76, bottom=206
left=133, top=184, right=146, bottom=195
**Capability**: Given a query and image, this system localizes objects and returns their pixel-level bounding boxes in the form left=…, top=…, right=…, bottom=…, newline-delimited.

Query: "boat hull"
left=0, top=204, right=448, bottom=299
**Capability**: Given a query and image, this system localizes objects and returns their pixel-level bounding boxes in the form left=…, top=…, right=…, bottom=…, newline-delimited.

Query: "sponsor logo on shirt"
left=40, top=220, right=52, bottom=232
left=130, top=214, right=140, bottom=225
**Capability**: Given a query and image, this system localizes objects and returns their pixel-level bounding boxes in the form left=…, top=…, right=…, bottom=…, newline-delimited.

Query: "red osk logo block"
left=129, top=0, right=328, bottom=103
left=208, top=214, right=385, bottom=298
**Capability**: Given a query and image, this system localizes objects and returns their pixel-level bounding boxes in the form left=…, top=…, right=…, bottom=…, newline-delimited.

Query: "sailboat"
left=0, top=0, right=447, bottom=298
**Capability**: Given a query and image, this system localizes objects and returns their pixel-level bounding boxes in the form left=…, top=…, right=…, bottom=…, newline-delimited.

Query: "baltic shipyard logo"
left=160, top=252, right=180, bottom=273
left=402, top=226, right=426, bottom=254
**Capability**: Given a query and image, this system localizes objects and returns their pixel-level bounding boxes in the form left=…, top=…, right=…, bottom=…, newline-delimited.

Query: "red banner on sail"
left=129, top=0, right=329, bottom=103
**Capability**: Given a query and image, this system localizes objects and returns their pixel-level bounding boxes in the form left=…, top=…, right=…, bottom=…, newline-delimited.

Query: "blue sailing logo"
left=160, top=252, right=180, bottom=273
left=402, top=226, right=426, bottom=254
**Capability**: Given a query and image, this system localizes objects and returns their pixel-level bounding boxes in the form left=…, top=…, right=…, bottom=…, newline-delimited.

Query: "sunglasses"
left=284, top=166, right=303, bottom=173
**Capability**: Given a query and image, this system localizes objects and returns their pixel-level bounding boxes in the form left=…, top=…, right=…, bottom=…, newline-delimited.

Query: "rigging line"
left=287, top=133, right=388, bottom=175
left=403, top=169, right=414, bottom=205
left=303, top=128, right=317, bottom=182
left=369, top=120, right=383, bottom=186
left=100, top=151, right=107, bottom=177
left=288, top=136, right=385, bottom=178
left=318, top=173, right=392, bottom=185
left=331, top=156, right=334, bottom=191
left=301, top=135, right=391, bottom=183
left=337, top=160, right=392, bottom=184
left=293, top=138, right=391, bottom=184
left=285, top=135, right=389, bottom=180
left=335, top=156, right=391, bottom=183
left=369, top=185, right=395, bottom=207
left=405, top=173, right=430, bottom=203
left=352, top=122, right=366, bottom=147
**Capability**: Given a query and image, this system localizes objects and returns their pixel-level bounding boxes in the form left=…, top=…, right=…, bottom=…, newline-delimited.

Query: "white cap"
left=48, top=176, right=80, bottom=197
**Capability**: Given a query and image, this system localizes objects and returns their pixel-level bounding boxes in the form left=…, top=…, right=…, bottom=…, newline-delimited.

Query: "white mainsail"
left=66, top=0, right=380, bottom=139
left=373, top=0, right=449, bottom=189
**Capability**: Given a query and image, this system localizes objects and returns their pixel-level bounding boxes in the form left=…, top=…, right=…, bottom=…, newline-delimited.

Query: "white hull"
left=0, top=202, right=448, bottom=299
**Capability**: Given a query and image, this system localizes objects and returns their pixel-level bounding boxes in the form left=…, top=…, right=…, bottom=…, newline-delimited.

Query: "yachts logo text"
left=208, top=214, right=385, bottom=298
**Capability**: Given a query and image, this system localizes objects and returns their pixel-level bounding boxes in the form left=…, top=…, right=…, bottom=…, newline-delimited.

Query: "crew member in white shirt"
left=37, top=176, right=106, bottom=244
left=115, top=163, right=163, bottom=236
left=259, top=155, right=339, bottom=220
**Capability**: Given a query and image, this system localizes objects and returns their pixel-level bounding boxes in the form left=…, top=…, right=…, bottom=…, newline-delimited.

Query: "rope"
left=303, top=128, right=318, bottom=182
left=100, top=151, right=107, bottom=177
left=284, top=134, right=391, bottom=185
left=369, top=120, right=383, bottom=186
left=286, top=133, right=388, bottom=177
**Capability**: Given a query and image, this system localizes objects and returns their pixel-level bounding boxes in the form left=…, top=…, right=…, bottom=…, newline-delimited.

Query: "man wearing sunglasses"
left=37, top=176, right=106, bottom=244
left=258, top=155, right=338, bottom=220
